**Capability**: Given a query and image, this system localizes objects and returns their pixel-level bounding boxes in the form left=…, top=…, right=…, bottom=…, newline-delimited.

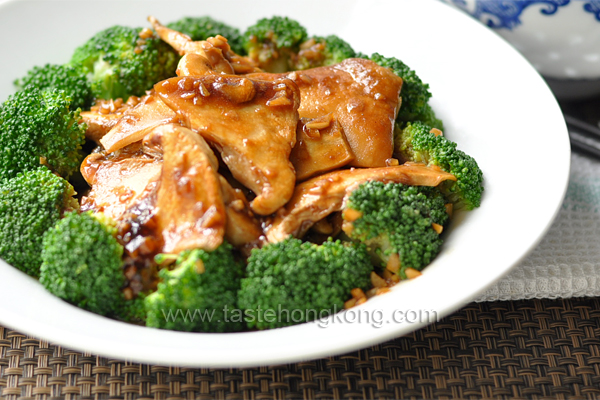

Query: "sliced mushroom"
left=80, top=142, right=162, bottom=221
left=154, top=74, right=300, bottom=215
left=148, top=16, right=259, bottom=75
left=99, top=94, right=179, bottom=153
left=290, top=115, right=354, bottom=181
left=80, top=96, right=143, bottom=143
left=248, top=58, right=403, bottom=167
left=150, top=123, right=226, bottom=253
left=265, top=163, right=456, bottom=243
left=219, top=176, right=263, bottom=249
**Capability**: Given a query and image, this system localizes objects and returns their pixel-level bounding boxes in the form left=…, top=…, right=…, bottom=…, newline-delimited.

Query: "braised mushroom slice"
left=81, top=112, right=123, bottom=143
left=80, top=142, right=163, bottom=222
left=80, top=97, right=142, bottom=143
left=218, top=176, right=263, bottom=249
left=150, top=123, right=226, bottom=254
left=248, top=58, right=403, bottom=167
left=99, top=94, right=179, bottom=153
left=176, top=52, right=217, bottom=77
left=148, top=16, right=259, bottom=75
left=290, top=115, right=354, bottom=181
left=265, top=163, right=456, bottom=243
left=155, top=74, right=300, bottom=215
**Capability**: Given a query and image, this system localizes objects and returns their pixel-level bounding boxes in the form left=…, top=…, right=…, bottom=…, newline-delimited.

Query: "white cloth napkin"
left=475, top=151, right=600, bottom=301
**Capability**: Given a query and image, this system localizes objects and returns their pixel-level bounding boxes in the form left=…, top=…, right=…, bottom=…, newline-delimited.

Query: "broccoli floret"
left=70, top=25, right=179, bottom=100
left=119, top=294, right=148, bottom=325
left=361, top=53, right=443, bottom=130
left=294, top=35, right=356, bottom=70
left=39, top=211, right=126, bottom=316
left=242, top=16, right=308, bottom=72
left=344, top=182, right=449, bottom=277
left=145, top=242, right=244, bottom=333
left=238, top=238, right=373, bottom=330
left=167, top=16, right=244, bottom=55
left=0, top=86, right=86, bottom=181
left=14, top=64, right=94, bottom=110
left=0, top=167, right=78, bottom=277
left=395, top=121, right=484, bottom=210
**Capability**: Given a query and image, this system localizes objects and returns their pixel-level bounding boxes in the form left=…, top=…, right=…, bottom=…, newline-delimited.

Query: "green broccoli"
left=361, top=53, right=443, bottom=130
left=0, top=167, right=78, bottom=277
left=119, top=294, right=148, bottom=325
left=39, top=211, right=126, bottom=316
left=14, top=63, right=94, bottom=110
left=394, top=121, right=484, bottom=210
left=70, top=25, right=179, bottom=100
left=167, top=16, right=245, bottom=55
left=145, top=242, right=244, bottom=333
left=344, top=181, right=449, bottom=277
left=238, top=238, right=373, bottom=330
left=293, top=35, right=356, bottom=70
left=242, top=16, right=308, bottom=72
left=0, top=86, right=87, bottom=181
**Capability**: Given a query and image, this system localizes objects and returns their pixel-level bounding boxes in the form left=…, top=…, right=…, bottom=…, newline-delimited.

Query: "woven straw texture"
left=2, top=298, right=600, bottom=400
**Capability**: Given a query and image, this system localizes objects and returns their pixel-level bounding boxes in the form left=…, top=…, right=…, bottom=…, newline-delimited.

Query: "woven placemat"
left=2, top=297, right=600, bottom=400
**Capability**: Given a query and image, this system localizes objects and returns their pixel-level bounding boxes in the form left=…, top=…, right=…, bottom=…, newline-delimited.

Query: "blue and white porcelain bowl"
left=443, top=0, right=600, bottom=99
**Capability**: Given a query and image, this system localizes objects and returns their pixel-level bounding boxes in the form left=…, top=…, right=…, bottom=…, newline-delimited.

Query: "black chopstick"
left=564, top=114, right=600, bottom=159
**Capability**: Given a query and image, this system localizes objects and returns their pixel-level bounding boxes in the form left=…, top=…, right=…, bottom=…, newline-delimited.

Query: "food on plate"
left=289, top=117, right=354, bottom=181
left=242, top=16, right=308, bottom=73
left=246, top=58, right=403, bottom=167
left=99, top=94, right=178, bottom=153
left=154, top=74, right=300, bottom=215
left=14, top=63, right=94, bottom=111
left=238, top=237, right=374, bottom=330
left=0, top=14, right=484, bottom=332
left=166, top=16, right=245, bottom=55
left=0, top=87, right=87, bottom=181
left=80, top=140, right=163, bottom=222
left=395, top=121, right=484, bottom=210
left=40, top=211, right=127, bottom=317
left=151, top=123, right=226, bottom=253
left=293, top=34, right=356, bottom=71
left=69, top=25, right=179, bottom=101
left=80, top=97, right=144, bottom=143
left=0, top=168, right=78, bottom=277
left=265, top=164, right=455, bottom=243
left=343, top=182, right=450, bottom=276
left=145, top=241, right=245, bottom=332
left=367, top=53, right=444, bottom=130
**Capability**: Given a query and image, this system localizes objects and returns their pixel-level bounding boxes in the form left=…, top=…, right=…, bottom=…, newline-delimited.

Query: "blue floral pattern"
left=584, top=0, right=600, bottom=21
left=445, top=0, right=600, bottom=29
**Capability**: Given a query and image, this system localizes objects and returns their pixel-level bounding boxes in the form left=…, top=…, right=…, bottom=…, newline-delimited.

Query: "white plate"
left=0, top=0, right=570, bottom=367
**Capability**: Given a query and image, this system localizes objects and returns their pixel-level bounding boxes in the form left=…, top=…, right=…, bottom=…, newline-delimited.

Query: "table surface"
left=1, top=92, right=599, bottom=400
left=2, top=298, right=600, bottom=400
